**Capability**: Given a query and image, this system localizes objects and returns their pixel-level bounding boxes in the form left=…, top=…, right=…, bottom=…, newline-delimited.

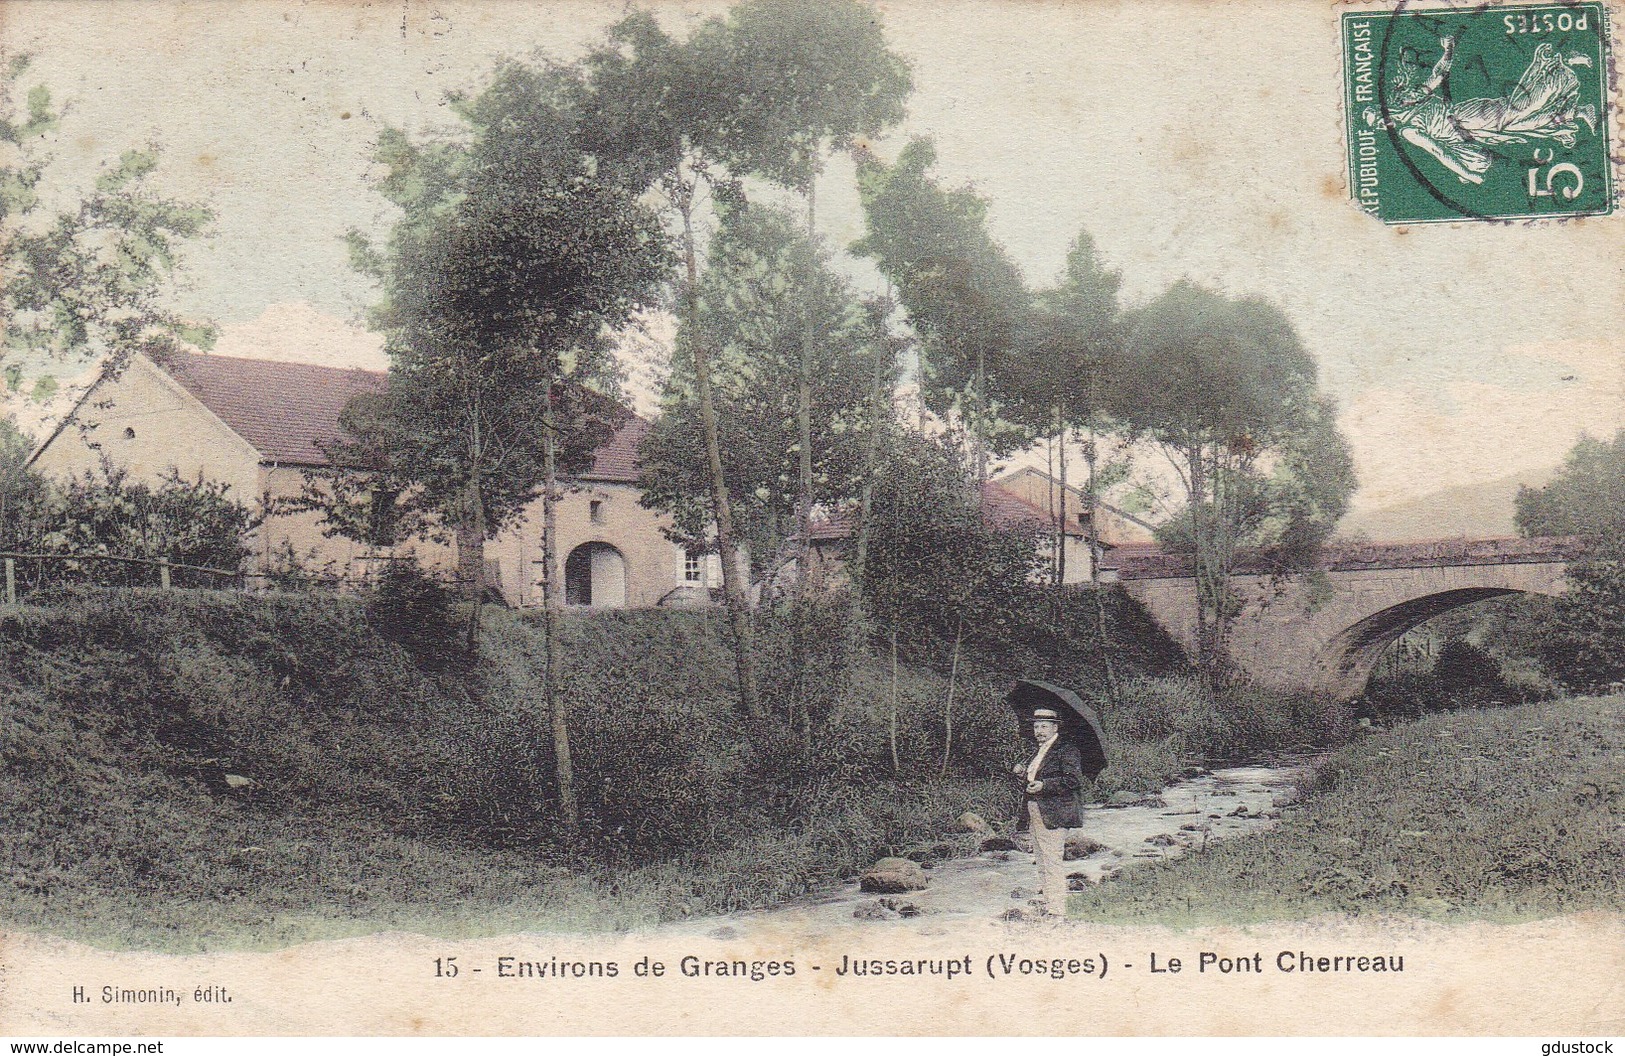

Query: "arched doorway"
left=564, top=542, right=627, bottom=608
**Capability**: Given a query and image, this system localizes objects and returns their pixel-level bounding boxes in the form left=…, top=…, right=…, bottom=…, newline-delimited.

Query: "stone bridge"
left=1110, top=537, right=1584, bottom=700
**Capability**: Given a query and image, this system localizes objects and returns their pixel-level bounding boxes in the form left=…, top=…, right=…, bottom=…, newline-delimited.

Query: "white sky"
left=5, top=0, right=1621, bottom=515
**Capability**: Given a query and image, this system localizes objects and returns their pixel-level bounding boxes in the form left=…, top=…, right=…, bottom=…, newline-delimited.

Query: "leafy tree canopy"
left=685, top=0, right=912, bottom=189
left=1515, top=431, right=1625, bottom=690
left=1515, top=429, right=1625, bottom=537
left=1538, top=533, right=1625, bottom=690
left=1004, top=230, right=1122, bottom=431
left=575, top=0, right=911, bottom=196
left=1115, top=281, right=1321, bottom=448
left=859, top=430, right=1041, bottom=646
left=640, top=202, right=887, bottom=558
left=852, top=137, right=1030, bottom=445
left=1, top=55, right=212, bottom=386
left=332, top=60, right=672, bottom=543
left=1114, top=281, right=1354, bottom=674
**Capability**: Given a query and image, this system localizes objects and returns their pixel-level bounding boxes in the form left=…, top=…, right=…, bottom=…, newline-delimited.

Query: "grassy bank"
left=0, top=589, right=1031, bottom=949
left=1070, top=695, right=1625, bottom=924
left=0, top=587, right=1360, bottom=949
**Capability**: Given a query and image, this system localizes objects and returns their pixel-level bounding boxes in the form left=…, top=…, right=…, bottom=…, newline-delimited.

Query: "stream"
left=662, top=758, right=1318, bottom=939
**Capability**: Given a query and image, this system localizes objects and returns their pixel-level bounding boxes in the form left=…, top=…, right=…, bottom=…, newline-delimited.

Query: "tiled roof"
left=809, top=481, right=1087, bottom=543
left=160, top=352, right=646, bottom=480
left=979, top=481, right=1089, bottom=537
left=1099, top=541, right=1162, bottom=563
left=163, top=352, right=386, bottom=466
left=583, top=414, right=647, bottom=484
left=809, top=511, right=855, bottom=542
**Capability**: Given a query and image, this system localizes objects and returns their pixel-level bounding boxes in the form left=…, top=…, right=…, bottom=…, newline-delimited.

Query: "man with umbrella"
left=1009, top=680, right=1108, bottom=918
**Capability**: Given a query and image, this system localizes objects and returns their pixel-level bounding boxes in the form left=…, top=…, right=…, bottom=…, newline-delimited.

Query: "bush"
left=15, top=465, right=257, bottom=591
left=1108, top=675, right=1350, bottom=759
left=365, top=559, right=464, bottom=664
left=510, top=605, right=1022, bottom=855
left=1073, top=696, right=1625, bottom=923
left=1537, top=534, right=1625, bottom=691
left=1360, top=636, right=1555, bottom=722
left=1433, top=640, right=1503, bottom=694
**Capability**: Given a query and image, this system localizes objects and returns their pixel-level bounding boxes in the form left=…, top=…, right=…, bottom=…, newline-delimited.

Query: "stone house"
left=804, top=477, right=1109, bottom=587
left=989, top=465, right=1159, bottom=582
left=27, top=351, right=718, bottom=609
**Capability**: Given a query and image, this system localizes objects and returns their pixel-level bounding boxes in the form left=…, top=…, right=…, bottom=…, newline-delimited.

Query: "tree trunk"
left=852, top=305, right=894, bottom=594
left=1084, top=423, right=1119, bottom=702
left=678, top=181, right=760, bottom=719
left=1205, top=450, right=1238, bottom=680
left=456, top=473, right=485, bottom=651
left=789, top=183, right=818, bottom=745
left=793, top=181, right=816, bottom=601
left=1188, top=445, right=1221, bottom=693
left=974, top=350, right=988, bottom=484
left=540, top=387, right=577, bottom=836
left=1044, top=430, right=1058, bottom=585
left=1055, top=402, right=1068, bottom=589
left=939, top=614, right=965, bottom=777
left=888, top=623, right=900, bottom=775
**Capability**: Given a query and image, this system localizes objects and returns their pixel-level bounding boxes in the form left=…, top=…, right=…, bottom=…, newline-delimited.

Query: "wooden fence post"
left=4, top=558, right=13, bottom=606
left=159, top=558, right=171, bottom=591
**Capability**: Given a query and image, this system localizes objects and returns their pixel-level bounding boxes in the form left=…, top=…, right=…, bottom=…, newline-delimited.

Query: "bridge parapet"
left=1109, top=535, right=1588, bottom=581
left=1114, top=535, right=1579, bottom=700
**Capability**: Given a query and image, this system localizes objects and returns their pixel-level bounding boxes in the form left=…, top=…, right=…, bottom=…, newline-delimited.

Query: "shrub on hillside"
left=1536, top=534, right=1625, bottom=691
left=0, top=589, right=549, bottom=855
left=524, top=605, right=1022, bottom=853
left=365, top=559, right=464, bottom=665
left=18, top=466, right=257, bottom=591
left=1109, top=676, right=1350, bottom=759
left=949, top=586, right=1187, bottom=693
left=753, top=597, right=867, bottom=738
left=1432, top=640, right=1503, bottom=695
left=1360, top=636, right=1553, bottom=722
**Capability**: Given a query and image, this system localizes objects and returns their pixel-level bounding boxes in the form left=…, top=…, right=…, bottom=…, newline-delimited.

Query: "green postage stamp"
left=1343, top=2, right=1614, bottom=223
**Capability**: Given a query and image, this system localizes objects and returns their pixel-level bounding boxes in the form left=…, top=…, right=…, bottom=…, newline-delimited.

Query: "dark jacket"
left=1016, top=737, right=1086, bottom=830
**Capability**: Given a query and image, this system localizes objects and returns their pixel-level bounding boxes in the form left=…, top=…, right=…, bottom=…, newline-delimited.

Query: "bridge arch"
left=1314, top=587, right=1534, bottom=700
left=1114, top=536, right=1579, bottom=700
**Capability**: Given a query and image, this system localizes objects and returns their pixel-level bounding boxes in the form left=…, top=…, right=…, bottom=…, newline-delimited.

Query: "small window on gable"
left=589, top=499, right=605, bottom=525
left=124, top=427, right=136, bottom=440
left=684, top=552, right=704, bottom=584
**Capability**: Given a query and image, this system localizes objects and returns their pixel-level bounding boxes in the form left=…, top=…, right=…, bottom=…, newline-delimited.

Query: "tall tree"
left=1, top=55, right=212, bottom=400
left=1515, top=430, right=1625, bottom=690
left=1114, top=282, right=1355, bottom=685
left=639, top=203, right=885, bottom=577
left=848, top=293, right=910, bottom=595
left=1515, top=430, right=1625, bottom=537
left=577, top=0, right=910, bottom=719
left=860, top=432, right=1041, bottom=773
left=346, top=62, right=666, bottom=612
left=1006, top=232, right=1125, bottom=694
left=685, top=0, right=910, bottom=593
left=1007, top=231, right=1122, bottom=588
left=852, top=137, right=1030, bottom=481
left=335, top=62, right=669, bottom=834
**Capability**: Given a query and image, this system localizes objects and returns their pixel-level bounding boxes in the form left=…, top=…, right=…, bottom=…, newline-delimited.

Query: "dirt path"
left=662, top=760, right=1314, bottom=940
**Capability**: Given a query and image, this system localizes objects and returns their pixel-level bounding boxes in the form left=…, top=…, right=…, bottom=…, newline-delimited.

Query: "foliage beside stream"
left=1071, top=694, right=1625, bottom=923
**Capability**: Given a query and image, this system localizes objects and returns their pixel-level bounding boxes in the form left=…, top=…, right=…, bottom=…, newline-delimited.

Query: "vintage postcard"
left=0, top=0, right=1621, bottom=1041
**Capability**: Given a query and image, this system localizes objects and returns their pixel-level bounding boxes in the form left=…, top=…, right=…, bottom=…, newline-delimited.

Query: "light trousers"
left=1027, top=800, right=1069, bottom=917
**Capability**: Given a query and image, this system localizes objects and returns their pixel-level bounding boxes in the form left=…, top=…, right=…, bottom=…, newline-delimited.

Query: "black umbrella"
left=1008, top=679, right=1108, bottom=780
